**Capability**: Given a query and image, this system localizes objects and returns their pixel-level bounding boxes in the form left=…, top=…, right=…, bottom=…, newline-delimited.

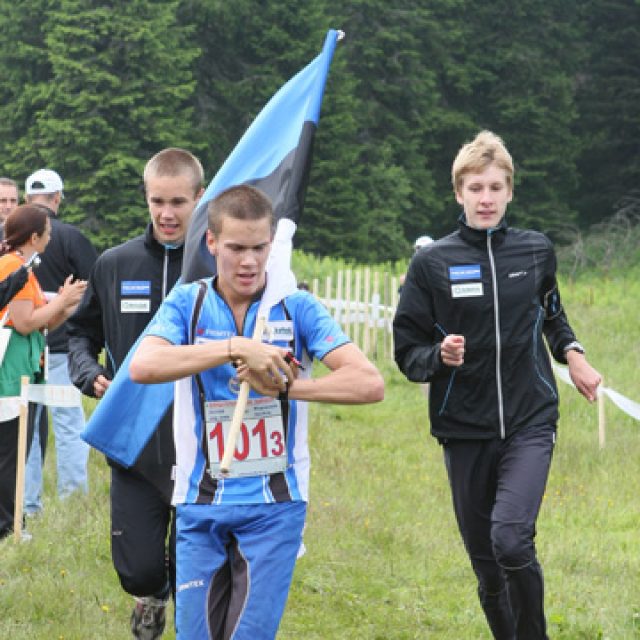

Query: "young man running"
left=130, top=184, right=384, bottom=639
left=393, top=130, right=601, bottom=639
left=68, top=148, right=204, bottom=639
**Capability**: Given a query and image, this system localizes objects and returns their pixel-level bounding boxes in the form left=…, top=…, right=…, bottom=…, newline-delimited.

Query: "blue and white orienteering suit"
left=146, top=278, right=349, bottom=640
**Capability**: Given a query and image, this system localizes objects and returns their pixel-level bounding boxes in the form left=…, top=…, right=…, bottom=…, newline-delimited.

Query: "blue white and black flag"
left=81, top=30, right=342, bottom=466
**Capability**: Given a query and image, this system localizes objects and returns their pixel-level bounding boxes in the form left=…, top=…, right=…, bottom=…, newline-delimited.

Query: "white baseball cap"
left=25, top=169, right=64, bottom=197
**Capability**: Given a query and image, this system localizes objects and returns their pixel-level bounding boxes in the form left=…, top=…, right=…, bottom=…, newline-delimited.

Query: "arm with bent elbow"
left=282, top=343, right=384, bottom=405
left=130, top=334, right=296, bottom=390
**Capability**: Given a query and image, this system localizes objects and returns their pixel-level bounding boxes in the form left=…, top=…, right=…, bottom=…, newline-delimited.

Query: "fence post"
left=312, top=278, right=319, bottom=298
left=382, top=272, right=390, bottom=360
left=325, top=275, right=333, bottom=316
left=362, top=268, right=371, bottom=357
left=390, top=276, right=399, bottom=356
left=14, top=375, right=29, bottom=543
left=353, top=270, right=361, bottom=349
left=344, top=269, right=352, bottom=340
left=598, top=378, right=606, bottom=449
left=372, top=270, right=380, bottom=360
left=335, top=270, right=344, bottom=324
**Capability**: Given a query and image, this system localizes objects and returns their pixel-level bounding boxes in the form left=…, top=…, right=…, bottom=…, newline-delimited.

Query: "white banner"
left=552, top=363, right=640, bottom=422
left=0, top=384, right=82, bottom=422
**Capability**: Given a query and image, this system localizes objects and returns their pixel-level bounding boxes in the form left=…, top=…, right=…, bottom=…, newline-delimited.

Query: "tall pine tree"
left=0, top=0, right=200, bottom=249
left=575, top=0, right=640, bottom=226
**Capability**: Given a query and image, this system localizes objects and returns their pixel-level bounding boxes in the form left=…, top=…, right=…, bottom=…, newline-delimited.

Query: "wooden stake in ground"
left=14, top=375, right=30, bottom=543
left=598, top=377, right=606, bottom=449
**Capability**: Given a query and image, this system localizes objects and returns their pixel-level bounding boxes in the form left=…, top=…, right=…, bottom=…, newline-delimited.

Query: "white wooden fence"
left=309, top=268, right=399, bottom=360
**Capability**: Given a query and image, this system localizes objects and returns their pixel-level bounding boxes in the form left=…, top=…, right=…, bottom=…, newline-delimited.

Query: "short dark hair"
left=207, top=185, right=274, bottom=236
left=1, top=204, right=49, bottom=254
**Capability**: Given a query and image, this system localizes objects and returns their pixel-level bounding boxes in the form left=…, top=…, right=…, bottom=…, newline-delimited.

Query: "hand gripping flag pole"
left=81, top=30, right=343, bottom=471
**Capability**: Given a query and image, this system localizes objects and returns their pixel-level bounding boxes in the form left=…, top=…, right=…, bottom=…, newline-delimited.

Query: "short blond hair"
left=143, top=148, right=204, bottom=195
left=451, top=130, right=514, bottom=193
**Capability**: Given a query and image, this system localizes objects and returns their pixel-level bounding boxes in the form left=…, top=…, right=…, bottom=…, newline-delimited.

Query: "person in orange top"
left=0, top=204, right=86, bottom=540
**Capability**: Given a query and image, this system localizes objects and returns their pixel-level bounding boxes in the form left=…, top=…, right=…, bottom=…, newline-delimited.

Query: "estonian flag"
left=81, top=29, right=342, bottom=467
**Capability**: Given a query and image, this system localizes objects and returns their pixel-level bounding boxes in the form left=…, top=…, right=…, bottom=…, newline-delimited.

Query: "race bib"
left=205, top=397, right=287, bottom=478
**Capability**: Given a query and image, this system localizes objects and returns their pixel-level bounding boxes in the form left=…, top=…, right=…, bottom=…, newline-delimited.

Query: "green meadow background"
left=1, top=267, right=638, bottom=639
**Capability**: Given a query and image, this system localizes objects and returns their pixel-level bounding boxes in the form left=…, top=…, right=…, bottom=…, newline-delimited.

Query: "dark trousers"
left=0, top=403, right=40, bottom=537
left=29, top=403, right=49, bottom=461
left=110, top=465, right=176, bottom=600
left=442, top=424, right=555, bottom=640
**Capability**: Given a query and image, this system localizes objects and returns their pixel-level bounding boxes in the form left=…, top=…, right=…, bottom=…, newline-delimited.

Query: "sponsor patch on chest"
left=449, top=264, right=483, bottom=298
left=263, top=320, right=294, bottom=343
left=451, top=282, right=484, bottom=298
left=121, top=299, right=151, bottom=313
left=449, top=264, right=481, bottom=281
left=121, top=280, right=151, bottom=296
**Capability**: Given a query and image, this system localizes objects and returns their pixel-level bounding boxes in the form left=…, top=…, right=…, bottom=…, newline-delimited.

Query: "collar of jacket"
left=457, top=212, right=508, bottom=249
left=212, top=274, right=266, bottom=306
left=143, top=222, right=185, bottom=260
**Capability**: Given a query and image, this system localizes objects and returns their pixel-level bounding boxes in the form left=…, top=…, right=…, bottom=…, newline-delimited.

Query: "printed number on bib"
left=206, top=397, right=287, bottom=478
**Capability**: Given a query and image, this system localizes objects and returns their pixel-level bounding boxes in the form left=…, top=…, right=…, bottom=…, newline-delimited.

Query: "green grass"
left=1, top=273, right=639, bottom=639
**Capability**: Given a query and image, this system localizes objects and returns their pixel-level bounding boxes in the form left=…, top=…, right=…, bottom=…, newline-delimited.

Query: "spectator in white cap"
left=25, top=169, right=64, bottom=199
left=23, top=168, right=97, bottom=516
left=414, top=235, right=434, bottom=251
left=399, top=234, right=436, bottom=291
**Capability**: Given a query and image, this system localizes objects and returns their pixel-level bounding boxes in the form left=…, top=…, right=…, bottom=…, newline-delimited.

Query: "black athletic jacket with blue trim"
left=393, top=215, right=578, bottom=440
left=67, top=224, right=182, bottom=499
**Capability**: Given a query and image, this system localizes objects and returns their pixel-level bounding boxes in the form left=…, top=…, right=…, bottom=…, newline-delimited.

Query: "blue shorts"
left=175, top=501, right=307, bottom=639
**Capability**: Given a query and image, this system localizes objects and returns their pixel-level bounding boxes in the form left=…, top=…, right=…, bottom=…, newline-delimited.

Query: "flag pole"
left=219, top=317, right=267, bottom=475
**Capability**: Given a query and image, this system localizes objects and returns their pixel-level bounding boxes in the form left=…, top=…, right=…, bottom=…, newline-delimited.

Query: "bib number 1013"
left=205, top=397, right=287, bottom=478
left=209, top=418, right=285, bottom=461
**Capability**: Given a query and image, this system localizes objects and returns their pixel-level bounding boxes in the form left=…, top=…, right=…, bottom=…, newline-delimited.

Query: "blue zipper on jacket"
left=533, top=307, right=558, bottom=399
left=434, top=322, right=457, bottom=416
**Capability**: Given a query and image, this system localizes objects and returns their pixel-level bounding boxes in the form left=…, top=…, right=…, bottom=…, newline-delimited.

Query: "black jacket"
left=393, top=216, right=577, bottom=440
left=0, top=265, right=28, bottom=309
left=36, top=209, right=97, bottom=353
left=67, top=224, right=184, bottom=498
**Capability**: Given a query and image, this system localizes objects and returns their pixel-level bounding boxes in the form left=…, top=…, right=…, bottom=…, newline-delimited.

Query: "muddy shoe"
left=130, top=596, right=167, bottom=639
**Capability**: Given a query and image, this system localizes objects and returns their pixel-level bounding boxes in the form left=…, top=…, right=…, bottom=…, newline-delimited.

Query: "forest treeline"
left=0, top=0, right=638, bottom=261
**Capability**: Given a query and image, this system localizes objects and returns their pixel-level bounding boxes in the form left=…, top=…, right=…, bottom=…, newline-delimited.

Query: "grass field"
left=0, top=272, right=638, bottom=639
